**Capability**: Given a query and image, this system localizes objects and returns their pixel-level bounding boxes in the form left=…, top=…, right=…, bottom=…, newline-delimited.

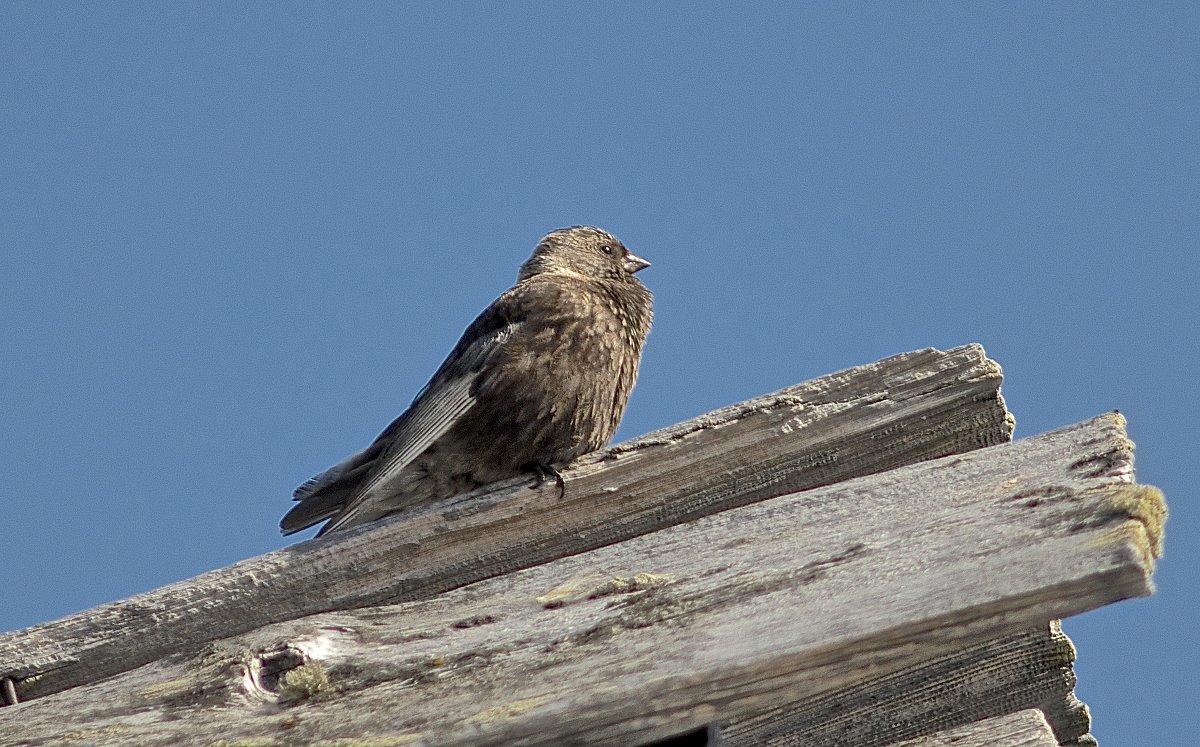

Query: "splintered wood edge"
left=1091, top=484, right=1166, bottom=568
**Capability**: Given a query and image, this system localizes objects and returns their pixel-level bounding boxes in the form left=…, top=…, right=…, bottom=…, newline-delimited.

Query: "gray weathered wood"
left=722, top=622, right=1089, bottom=746
left=0, top=345, right=1011, bottom=704
left=0, top=413, right=1164, bottom=746
left=885, top=709, right=1059, bottom=747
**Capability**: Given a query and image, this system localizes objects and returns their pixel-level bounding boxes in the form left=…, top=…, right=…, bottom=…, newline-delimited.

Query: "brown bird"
left=281, top=226, right=653, bottom=536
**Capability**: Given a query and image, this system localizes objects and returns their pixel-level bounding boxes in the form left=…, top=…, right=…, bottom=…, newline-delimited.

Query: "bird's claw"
left=532, top=464, right=566, bottom=499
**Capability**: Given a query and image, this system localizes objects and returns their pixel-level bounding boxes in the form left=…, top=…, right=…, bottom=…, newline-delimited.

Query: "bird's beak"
left=624, top=253, right=651, bottom=274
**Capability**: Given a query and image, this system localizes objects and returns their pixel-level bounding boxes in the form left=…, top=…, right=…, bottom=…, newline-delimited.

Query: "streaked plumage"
left=281, top=226, right=653, bottom=536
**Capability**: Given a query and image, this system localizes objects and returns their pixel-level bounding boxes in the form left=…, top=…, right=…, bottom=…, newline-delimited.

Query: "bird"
left=281, top=226, right=653, bottom=536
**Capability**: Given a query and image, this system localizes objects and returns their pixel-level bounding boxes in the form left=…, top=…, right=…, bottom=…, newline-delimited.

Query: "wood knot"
left=242, top=645, right=329, bottom=704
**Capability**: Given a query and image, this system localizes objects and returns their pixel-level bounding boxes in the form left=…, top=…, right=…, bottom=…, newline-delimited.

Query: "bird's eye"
left=600, top=245, right=614, bottom=255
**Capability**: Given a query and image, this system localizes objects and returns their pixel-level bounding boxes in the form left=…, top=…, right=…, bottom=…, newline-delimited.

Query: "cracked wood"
left=0, top=413, right=1164, bottom=746
left=0, top=344, right=1010, bottom=704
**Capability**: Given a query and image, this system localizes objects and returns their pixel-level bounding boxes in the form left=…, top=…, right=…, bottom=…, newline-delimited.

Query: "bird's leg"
left=531, top=463, right=566, bottom=499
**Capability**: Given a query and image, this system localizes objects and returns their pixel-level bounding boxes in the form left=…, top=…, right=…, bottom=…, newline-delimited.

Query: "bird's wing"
left=280, top=292, right=525, bottom=536
left=279, top=376, right=475, bottom=535
left=279, top=442, right=382, bottom=533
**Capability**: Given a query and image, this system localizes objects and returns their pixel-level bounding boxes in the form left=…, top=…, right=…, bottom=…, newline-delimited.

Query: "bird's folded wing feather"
left=280, top=293, right=525, bottom=535
left=279, top=443, right=381, bottom=533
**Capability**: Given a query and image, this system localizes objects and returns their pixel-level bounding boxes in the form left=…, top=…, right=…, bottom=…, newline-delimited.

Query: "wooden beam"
left=723, top=622, right=1090, bottom=746
left=0, top=345, right=1010, bottom=703
left=0, top=413, right=1164, bottom=746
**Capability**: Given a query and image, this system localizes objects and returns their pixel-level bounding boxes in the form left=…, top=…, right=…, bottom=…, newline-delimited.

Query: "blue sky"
left=2, top=4, right=1195, bottom=743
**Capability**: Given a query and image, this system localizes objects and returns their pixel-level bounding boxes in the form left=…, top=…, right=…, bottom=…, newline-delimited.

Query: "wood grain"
left=723, top=622, right=1089, bottom=746
left=885, top=709, right=1059, bottom=747
left=0, top=413, right=1163, bottom=746
left=0, top=345, right=1010, bottom=704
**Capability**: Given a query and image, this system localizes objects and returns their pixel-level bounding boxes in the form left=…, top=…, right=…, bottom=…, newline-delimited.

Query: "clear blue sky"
left=2, top=4, right=1195, bottom=743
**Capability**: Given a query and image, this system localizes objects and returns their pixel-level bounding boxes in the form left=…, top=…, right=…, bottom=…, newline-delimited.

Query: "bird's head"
left=519, top=226, right=650, bottom=282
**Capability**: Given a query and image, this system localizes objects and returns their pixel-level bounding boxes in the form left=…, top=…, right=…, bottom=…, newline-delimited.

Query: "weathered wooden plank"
left=0, top=414, right=1164, bottom=746
left=722, top=622, right=1090, bottom=746
left=884, top=709, right=1059, bottom=747
left=0, top=345, right=1011, bottom=703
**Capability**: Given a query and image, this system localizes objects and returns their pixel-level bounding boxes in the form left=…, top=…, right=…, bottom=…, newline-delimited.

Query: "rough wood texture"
left=722, top=622, right=1090, bottom=746
left=885, top=709, right=1059, bottom=747
left=0, top=345, right=1011, bottom=704
left=0, top=414, right=1164, bottom=746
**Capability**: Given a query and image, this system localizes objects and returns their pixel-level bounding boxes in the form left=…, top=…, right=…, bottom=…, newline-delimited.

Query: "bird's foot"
left=531, top=463, right=566, bottom=499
